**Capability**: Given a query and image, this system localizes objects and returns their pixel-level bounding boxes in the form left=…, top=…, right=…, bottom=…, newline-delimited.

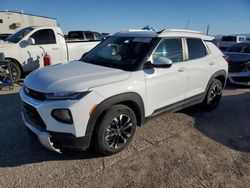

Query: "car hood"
left=224, top=52, right=250, bottom=64
left=24, top=60, right=130, bottom=93
left=0, top=41, right=14, bottom=48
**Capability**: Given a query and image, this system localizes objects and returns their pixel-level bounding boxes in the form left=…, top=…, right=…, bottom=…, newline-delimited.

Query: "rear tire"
left=93, top=105, right=137, bottom=155
left=202, top=79, right=223, bottom=111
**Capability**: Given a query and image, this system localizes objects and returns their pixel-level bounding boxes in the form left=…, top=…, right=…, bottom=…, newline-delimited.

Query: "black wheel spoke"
left=121, top=130, right=131, bottom=138
left=121, top=122, right=132, bottom=131
left=105, top=132, right=116, bottom=140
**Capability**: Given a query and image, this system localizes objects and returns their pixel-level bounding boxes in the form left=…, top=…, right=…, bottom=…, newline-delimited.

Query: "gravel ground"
left=0, top=83, right=250, bottom=188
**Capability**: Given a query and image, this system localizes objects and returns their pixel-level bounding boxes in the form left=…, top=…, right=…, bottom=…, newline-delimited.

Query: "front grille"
left=232, top=77, right=250, bottom=82
left=228, top=63, right=246, bottom=73
left=22, top=102, right=46, bottom=130
left=24, top=87, right=46, bottom=101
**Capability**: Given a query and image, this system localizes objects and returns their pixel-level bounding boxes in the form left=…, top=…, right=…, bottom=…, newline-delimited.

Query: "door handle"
left=52, top=47, right=60, bottom=50
left=178, top=67, right=186, bottom=72
left=209, top=62, right=215, bottom=65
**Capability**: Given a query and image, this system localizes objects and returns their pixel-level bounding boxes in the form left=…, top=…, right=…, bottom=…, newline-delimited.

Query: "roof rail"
left=157, top=28, right=214, bottom=41
left=159, top=29, right=204, bottom=35
left=118, top=29, right=150, bottom=33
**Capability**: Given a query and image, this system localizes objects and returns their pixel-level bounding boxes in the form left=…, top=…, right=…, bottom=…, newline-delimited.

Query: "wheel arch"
left=205, top=70, right=227, bottom=93
left=5, top=57, right=24, bottom=74
left=85, top=92, right=145, bottom=137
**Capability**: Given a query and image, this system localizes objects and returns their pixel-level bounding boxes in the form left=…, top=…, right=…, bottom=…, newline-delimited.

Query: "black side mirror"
left=144, top=57, right=173, bottom=69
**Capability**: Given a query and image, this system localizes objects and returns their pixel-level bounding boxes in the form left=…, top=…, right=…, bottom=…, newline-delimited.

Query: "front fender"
left=85, top=92, right=145, bottom=136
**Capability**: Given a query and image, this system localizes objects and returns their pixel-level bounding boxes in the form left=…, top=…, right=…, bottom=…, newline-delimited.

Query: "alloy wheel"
left=104, top=114, right=133, bottom=149
left=209, top=83, right=222, bottom=105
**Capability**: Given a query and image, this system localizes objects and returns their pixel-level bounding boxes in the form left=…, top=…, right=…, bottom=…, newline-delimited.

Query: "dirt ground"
left=0, top=83, right=250, bottom=188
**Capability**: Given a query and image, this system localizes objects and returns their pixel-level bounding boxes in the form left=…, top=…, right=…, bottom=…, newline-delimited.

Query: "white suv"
left=20, top=29, right=228, bottom=155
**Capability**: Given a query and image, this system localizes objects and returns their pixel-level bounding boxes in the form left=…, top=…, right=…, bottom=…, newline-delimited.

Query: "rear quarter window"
left=187, top=38, right=207, bottom=60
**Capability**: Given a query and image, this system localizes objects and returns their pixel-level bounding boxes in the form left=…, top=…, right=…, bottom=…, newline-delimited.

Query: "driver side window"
left=153, top=38, right=183, bottom=63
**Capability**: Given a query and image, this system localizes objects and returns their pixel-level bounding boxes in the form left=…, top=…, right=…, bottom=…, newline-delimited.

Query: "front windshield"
left=81, top=36, right=154, bottom=70
left=5, top=27, right=34, bottom=43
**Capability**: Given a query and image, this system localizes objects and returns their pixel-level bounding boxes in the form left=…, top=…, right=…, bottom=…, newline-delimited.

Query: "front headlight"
left=45, top=91, right=90, bottom=100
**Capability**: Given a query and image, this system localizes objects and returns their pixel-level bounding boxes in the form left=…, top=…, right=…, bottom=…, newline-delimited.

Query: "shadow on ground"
left=183, top=86, right=250, bottom=153
left=0, top=92, right=101, bottom=168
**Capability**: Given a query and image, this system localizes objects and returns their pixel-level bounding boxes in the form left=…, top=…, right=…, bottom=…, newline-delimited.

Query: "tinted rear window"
left=187, top=38, right=207, bottom=60
left=221, top=36, right=236, bottom=41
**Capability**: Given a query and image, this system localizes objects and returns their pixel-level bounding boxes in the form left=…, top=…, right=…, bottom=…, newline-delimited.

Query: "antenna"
left=185, top=19, right=190, bottom=30
left=206, top=25, right=210, bottom=35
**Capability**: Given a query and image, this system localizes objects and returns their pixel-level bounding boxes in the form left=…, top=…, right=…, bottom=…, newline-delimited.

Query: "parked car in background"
left=101, top=33, right=110, bottom=38
left=224, top=42, right=250, bottom=86
left=0, top=33, right=12, bottom=41
left=67, top=31, right=104, bottom=41
left=0, top=26, right=100, bottom=81
left=220, top=35, right=247, bottom=51
left=20, top=29, right=228, bottom=155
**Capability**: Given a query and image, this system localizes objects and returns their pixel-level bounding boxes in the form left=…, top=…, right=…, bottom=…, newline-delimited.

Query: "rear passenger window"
left=68, top=32, right=84, bottom=39
left=153, top=38, right=183, bottom=63
left=187, top=38, right=207, bottom=60
left=30, top=29, right=56, bottom=45
left=85, top=32, right=94, bottom=40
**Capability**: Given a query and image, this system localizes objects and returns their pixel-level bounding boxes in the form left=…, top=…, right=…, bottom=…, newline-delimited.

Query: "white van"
left=220, top=35, right=247, bottom=51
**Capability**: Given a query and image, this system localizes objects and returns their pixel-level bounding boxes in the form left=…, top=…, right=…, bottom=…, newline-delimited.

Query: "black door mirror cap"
left=143, top=60, right=172, bottom=69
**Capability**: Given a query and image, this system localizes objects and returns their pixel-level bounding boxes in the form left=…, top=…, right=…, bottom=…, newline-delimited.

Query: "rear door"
left=21, top=29, right=62, bottom=71
left=185, top=38, right=215, bottom=99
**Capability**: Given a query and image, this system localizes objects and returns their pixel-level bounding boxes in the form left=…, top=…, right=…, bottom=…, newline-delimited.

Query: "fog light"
left=51, top=109, right=73, bottom=124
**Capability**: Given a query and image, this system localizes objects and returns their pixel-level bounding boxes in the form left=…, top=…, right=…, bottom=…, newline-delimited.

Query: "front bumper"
left=22, top=112, right=62, bottom=153
left=22, top=112, right=91, bottom=152
left=19, top=87, right=103, bottom=152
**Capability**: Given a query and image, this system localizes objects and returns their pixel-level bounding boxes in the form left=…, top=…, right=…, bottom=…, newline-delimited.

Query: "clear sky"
left=1, top=0, right=250, bottom=35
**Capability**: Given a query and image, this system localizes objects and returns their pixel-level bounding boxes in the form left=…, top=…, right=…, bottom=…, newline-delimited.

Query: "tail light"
left=43, top=53, right=51, bottom=66
left=217, top=41, right=221, bottom=48
left=223, top=55, right=229, bottom=63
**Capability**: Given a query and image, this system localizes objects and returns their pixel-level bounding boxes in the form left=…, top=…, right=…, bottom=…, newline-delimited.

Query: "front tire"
left=93, top=105, right=137, bottom=155
left=9, top=61, right=22, bottom=82
left=202, top=79, right=223, bottom=110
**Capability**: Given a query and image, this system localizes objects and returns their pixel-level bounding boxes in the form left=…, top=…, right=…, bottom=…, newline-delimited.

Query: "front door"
left=21, top=28, right=62, bottom=72
left=144, top=38, right=188, bottom=115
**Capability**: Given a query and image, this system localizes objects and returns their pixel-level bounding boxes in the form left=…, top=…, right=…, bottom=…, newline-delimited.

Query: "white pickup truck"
left=0, top=26, right=101, bottom=81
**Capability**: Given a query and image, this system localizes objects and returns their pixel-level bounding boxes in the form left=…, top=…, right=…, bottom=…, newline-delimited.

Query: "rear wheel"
left=93, top=105, right=137, bottom=155
left=202, top=79, right=223, bottom=110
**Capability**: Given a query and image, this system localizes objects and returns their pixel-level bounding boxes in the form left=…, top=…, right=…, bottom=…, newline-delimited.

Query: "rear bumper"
left=22, top=113, right=91, bottom=153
